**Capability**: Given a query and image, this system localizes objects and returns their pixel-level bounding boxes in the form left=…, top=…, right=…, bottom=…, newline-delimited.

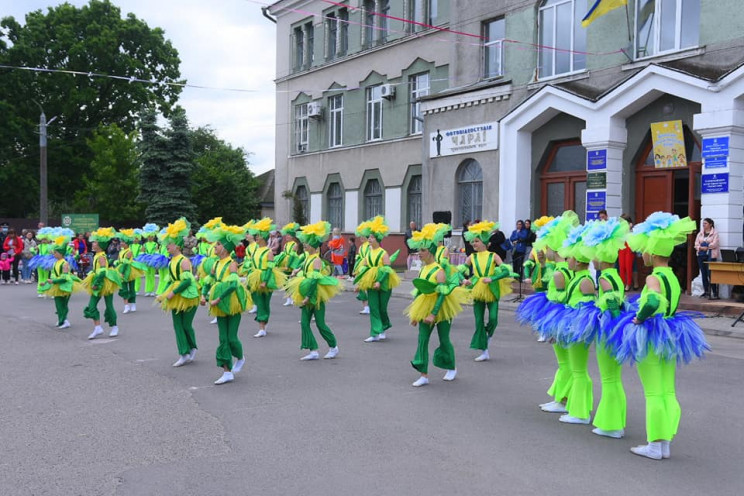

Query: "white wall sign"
left=429, top=122, right=498, bottom=158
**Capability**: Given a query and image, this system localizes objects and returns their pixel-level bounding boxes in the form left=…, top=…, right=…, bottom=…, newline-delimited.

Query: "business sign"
left=429, top=122, right=498, bottom=158
left=587, top=172, right=607, bottom=189
left=702, top=136, right=729, bottom=158
left=61, top=213, right=99, bottom=233
left=650, top=120, right=687, bottom=168
left=701, top=173, right=729, bottom=194
left=587, top=150, right=607, bottom=170
left=704, top=156, right=728, bottom=169
left=586, top=191, right=607, bottom=212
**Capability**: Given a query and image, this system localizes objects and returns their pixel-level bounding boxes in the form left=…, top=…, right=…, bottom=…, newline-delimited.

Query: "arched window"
left=538, top=0, right=586, bottom=78
left=327, top=182, right=344, bottom=229
left=539, top=140, right=587, bottom=219
left=457, top=159, right=483, bottom=225
left=295, top=184, right=309, bottom=222
left=364, top=178, right=383, bottom=219
left=407, top=175, right=422, bottom=227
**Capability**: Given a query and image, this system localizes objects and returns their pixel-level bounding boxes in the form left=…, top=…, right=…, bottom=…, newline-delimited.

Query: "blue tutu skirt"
left=28, top=254, right=56, bottom=271
left=531, top=299, right=569, bottom=341
left=135, top=253, right=170, bottom=270
left=553, top=301, right=601, bottom=347
left=606, top=311, right=709, bottom=365
left=65, top=255, right=79, bottom=271
left=516, top=292, right=549, bottom=329
left=191, top=254, right=205, bottom=268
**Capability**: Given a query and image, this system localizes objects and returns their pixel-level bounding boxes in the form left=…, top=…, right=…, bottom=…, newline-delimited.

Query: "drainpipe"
left=262, top=6, right=276, bottom=23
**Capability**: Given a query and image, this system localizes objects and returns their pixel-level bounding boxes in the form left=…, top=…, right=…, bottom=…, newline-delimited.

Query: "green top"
left=144, top=241, right=158, bottom=255
left=597, top=267, right=624, bottom=314
left=637, top=266, right=680, bottom=319
left=565, top=269, right=596, bottom=307
left=547, top=261, right=573, bottom=303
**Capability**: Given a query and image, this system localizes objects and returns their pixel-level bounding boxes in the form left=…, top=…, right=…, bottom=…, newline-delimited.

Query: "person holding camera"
left=694, top=217, right=720, bottom=299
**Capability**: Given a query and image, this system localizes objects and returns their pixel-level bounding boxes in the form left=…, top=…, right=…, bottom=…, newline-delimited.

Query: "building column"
left=344, top=190, right=359, bottom=232
left=581, top=124, right=628, bottom=219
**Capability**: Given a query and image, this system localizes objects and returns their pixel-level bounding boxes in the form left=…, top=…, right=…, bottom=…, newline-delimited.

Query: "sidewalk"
left=340, top=276, right=744, bottom=340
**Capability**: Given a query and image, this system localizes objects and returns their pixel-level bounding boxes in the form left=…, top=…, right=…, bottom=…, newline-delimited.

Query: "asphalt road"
left=1, top=284, right=743, bottom=495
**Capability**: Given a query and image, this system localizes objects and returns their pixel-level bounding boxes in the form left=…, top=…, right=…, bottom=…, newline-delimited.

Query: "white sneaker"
left=630, top=442, right=662, bottom=460
left=474, top=350, right=490, bottom=362
left=559, top=414, right=590, bottom=424
left=88, top=326, right=103, bottom=340
left=233, top=357, right=245, bottom=372
left=37, top=293, right=45, bottom=298
left=173, top=356, right=188, bottom=367
left=324, top=347, right=339, bottom=359
left=210, top=317, right=218, bottom=324
left=283, top=298, right=292, bottom=307
left=187, top=349, right=197, bottom=362
left=537, top=335, right=547, bottom=342
left=661, top=441, right=671, bottom=459
left=58, top=320, right=71, bottom=330
left=253, top=329, right=266, bottom=338
left=122, top=304, right=131, bottom=314
left=592, top=428, right=625, bottom=439
left=364, top=336, right=380, bottom=343
left=412, top=376, right=429, bottom=387
left=300, top=351, right=319, bottom=361
left=129, top=304, right=136, bottom=313
left=109, top=326, right=119, bottom=337
left=443, top=369, right=457, bottom=381
left=359, top=306, right=370, bottom=314
left=541, top=401, right=568, bottom=413
left=248, top=305, right=257, bottom=314
left=14, top=281, right=18, bottom=285
left=378, top=332, right=387, bottom=340
left=214, top=371, right=234, bottom=385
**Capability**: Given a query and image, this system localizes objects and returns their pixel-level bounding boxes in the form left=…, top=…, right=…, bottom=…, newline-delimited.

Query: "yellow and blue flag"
left=581, top=0, right=627, bottom=27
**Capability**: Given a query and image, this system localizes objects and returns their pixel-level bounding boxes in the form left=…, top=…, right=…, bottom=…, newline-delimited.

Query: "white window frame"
left=293, top=26, right=304, bottom=71
left=366, top=85, right=383, bottom=142
left=326, top=12, right=338, bottom=60
left=409, top=72, right=429, bottom=135
left=483, top=18, right=505, bottom=79
left=634, top=0, right=699, bottom=60
left=538, top=0, right=586, bottom=79
left=295, top=103, right=309, bottom=153
left=329, top=94, right=343, bottom=148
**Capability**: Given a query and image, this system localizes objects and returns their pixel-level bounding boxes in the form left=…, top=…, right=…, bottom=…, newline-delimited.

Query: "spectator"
left=524, top=219, right=536, bottom=260
left=618, top=214, right=635, bottom=291
left=487, top=224, right=507, bottom=260
left=182, top=230, right=197, bottom=257
left=2, top=228, right=24, bottom=284
left=509, top=220, right=529, bottom=280
left=268, top=230, right=282, bottom=256
left=405, top=221, right=417, bottom=255
left=73, top=232, right=88, bottom=256
left=21, top=231, right=38, bottom=283
left=598, top=209, right=609, bottom=221
left=463, top=221, right=475, bottom=256
left=107, top=237, right=121, bottom=262
left=694, top=217, right=720, bottom=299
left=0, top=222, right=8, bottom=254
left=0, top=252, right=13, bottom=284
left=234, top=241, right=246, bottom=264
left=328, top=228, right=346, bottom=276
left=347, top=236, right=357, bottom=280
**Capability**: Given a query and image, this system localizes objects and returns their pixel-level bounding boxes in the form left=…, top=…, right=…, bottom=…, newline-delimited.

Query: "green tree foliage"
left=191, top=127, right=260, bottom=225
left=283, top=190, right=307, bottom=225
left=0, top=0, right=182, bottom=218
left=73, top=123, right=144, bottom=224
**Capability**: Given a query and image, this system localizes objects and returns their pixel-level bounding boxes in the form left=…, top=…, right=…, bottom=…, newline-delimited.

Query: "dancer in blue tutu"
left=607, top=212, right=709, bottom=460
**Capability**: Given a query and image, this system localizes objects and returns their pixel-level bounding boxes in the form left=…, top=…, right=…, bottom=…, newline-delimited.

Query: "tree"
left=191, top=127, right=260, bottom=225
left=283, top=190, right=307, bottom=225
left=0, top=0, right=183, bottom=218
left=73, top=123, right=144, bottom=224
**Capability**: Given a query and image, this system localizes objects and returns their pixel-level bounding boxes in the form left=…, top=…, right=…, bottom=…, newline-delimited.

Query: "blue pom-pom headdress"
left=581, top=217, right=629, bottom=263
left=558, top=222, right=593, bottom=262
left=627, top=212, right=696, bottom=257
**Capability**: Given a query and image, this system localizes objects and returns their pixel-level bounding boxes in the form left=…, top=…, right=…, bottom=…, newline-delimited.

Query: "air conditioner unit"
left=380, top=84, right=396, bottom=99
left=307, top=101, right=323, bottom=118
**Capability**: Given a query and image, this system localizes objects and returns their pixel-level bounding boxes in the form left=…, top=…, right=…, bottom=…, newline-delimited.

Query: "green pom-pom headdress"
left=464, top=220, right=497, bottom=244
left=280, top=222, right=301, bottom=236
left=36, top=227, right=55, bottom=241
left=159, top=218, right=191, bottom=248
left=358, top=216, right=390, bottom=242
left=558, top=223, right=593, bottom=263
left=408, top=223, right=449, bottom=253
left=627, top=212, right=696, bottom=257
left=355, top=220, right=370, bottom=238
left=206, top=224, right=246, bottom=253
left=533, top=210, right=579, bottom=252
left=51, top=234, right=72, bottom=255
left=249, top=217, right=275, bottom=240
left=297, top=221, right=331, bottom=248
left=90, top=227, right=116, bottom=250
left=116, top=228, right=137, bottom=244
left=581, top=217, right=629, bottom=263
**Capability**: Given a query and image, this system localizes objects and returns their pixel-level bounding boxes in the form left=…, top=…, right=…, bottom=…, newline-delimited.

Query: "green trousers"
left=566, top=344, right=593, bottom=420
left=367, top=289, right=391, bottom=336
left=156, top=268, right=169, bottom=295
left=637, top=354, right=680, bottom=442
left=118, top=280, right=136, bottom=302
left=356, top=289, right=368, bottom=303
left=254, top=291, right=272, bottom=324
left=547, top=344, right=572, bottom=403
left=37, top=269, right=50, bottom=293
left=411, top=320, right=455, bottom=374
left=216, top=314, right=243, bottom=370
left=83, top=293, right=117, bottom=326
left=470, top=300, right=499, bottom=350
left=54, top=295, right=70, bottom=326
left=145, top=268, right=156, bottom=293
left=301, top=303, right=337, bottom=350
left=593, top=344, right=627, bottom=432
left=134, top=276, right=141, bottom=293
left=172, top=307, right=198, bottom=356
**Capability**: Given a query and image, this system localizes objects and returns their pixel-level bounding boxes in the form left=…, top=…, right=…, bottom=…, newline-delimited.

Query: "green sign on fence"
left=61, top=214, right=99, bottom=234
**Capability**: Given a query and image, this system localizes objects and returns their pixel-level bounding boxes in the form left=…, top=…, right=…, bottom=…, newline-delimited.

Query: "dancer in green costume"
left=141, top=224, right=160, bottom=296
left=353, top=220, right=371, bottom=315
left=115, top=229, right=144, bottom=314
left=155, top=240, right=170, bottom=296
left=130, top=230, right=143, bottom=295
left=39, top=233, right=83, bottom=329
left=82, top=227, right=122, bottom=339
left=35, top=229, right=53, bottom=296
left=246, top=218, right=287, bottom=338
left=277, top=222, right=303, bottom=307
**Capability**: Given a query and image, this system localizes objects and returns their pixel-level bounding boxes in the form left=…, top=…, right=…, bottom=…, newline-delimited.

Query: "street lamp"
left=33, top=101, right=57, bottom=225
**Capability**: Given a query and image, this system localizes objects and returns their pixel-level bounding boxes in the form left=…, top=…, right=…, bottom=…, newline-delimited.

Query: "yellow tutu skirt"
left=123, top=265, right=144, bottom=282
left=284, top=276, right=343, bottom=306
left=246, top=268, right=288, bottom=293
left=82, top=272, right=119, bottom=296
left=44, top=281, right=84, bottom=297
left=470, top=278, right=514, bottom=302
left=208, top=285, right=252, bottom=317
left=356, top=267, right=401, bottom=291
left=157, top=282, right=200, bottom=312
left=404, top=286, right=471, bottom=323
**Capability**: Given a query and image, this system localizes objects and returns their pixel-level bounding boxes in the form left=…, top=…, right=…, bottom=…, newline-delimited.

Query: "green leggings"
left=254, top=291, right=272, bottom=324
left=367, top=289, right=392, bottom=336
left=118, top=280, right=136, bottom=302
left=301, top=303, right=337, bottom=350
left=547, top=344, right=572, bottom=403
left=54, top=295, right=70, bottom=326
left=411, top=320, right=455, bottom=374
left=134, top=276, right=141, bottom=293
left=216, top=314, right=243, bottom=370
left=37, top=269, right=50, bottom=293
left=172, top=307, right=198, bottom=356
left=470, top=300, right=498, bottom=350
left=637, top=354, right=680, bottom=442
left=566, top=344, right=593, bottom=420
left=156, top=268, right=169, bottom=295
left=145, top=268, right=156, bottom=293
left=356, top=289, right=368, bottom=303
left=593, top=344, right=626, bottom=431
left=84, top=293, right=117, bottom=326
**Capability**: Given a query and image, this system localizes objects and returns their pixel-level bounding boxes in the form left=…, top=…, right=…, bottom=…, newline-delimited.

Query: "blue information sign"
left=701, top=173, right=729, bottom=194
left=586, top=191, right=607, bottom=211
left=585, top=211, right=601, bottom=221
left=587, top=150, right=607, bottom=170
left=704, top=156, right=728, bottom=169
left=702, top=137, right=729, bottom=158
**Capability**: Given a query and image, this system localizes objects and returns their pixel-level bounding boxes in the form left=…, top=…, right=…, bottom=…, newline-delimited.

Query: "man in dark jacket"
left=488, top=227, right=507, bottom=260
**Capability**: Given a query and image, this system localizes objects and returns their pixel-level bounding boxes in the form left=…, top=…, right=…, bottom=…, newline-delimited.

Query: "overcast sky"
left=0, top=0, right=277, bottom=175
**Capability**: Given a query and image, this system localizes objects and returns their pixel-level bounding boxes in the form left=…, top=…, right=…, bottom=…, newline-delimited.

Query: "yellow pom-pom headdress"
left=359, top=216, right=390, bottom=241
left=464, top=220, right=498, bottom=244
left=52, top=235, right=71, bottom=255
left=207, top=224, right=247, bottom=253
left=90, top=227, right=116, bottom=250
left=116, top=228, right=137, bottom=244
left=297, top=221, right=331, bottom=248
left=249, top=217, right=275, bottom=240
left=408, top=223, right=449, bottom=252
left=280, top=222, right=300, bottom=236
left=158, top=218, right=191, bottom=248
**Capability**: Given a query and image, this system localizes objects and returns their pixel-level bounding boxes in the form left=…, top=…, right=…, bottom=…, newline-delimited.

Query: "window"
left=636, top=0, right=699, bottom=59
left=306, top=22, right=314, bottom=67
left=338, top=9, right=348, bottom=56
left=538, top=0, right=586, bottom=78
left=457, top=159, right=483, bottom=226
left=293, top=26, right=304, bottom=71
left=407, top=175, right=422, bottom=227
left=295, top=185, right=309, bottom=221
left=410, top=73, right=429, bottom=134
left=327, top=182, right=344, bottom=229
left=366, top=85, right=383, bottom=141
left=380, top=0, right=390, bottom=43
left=329, top=94, right=343, bottom=147
left=326, top=13, right=337, bottom=60
left=294, top=103, right=309, bottom=153
left=364, top=178, right=384, bottom=218
left=409, top=0, right=437, bottom=31
left=539, top=140, right=587, bottom=219
left=428, top=0, right=438, bottom=25
left=364, top=0, right=376, bottom=47
left=484, top=19, right=505, bottom=79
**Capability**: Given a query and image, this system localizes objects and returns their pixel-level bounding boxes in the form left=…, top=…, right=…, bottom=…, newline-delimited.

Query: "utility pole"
left=39, top=111, right=48, bottom=226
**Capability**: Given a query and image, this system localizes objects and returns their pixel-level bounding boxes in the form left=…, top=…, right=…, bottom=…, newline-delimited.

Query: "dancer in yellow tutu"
left=353, top=220, right=371, bottom=315
left=276, top=222, right=303, bottom=307
left=284, top=221, right=342, bottom=360
left=115, top=228, right=145, bottom=315
left=246, top=218, right=287, bottom=338
left=82, top=227, right=122, bottom=339
left=39, top=233, right=83, bottom=329
left=405, top=223, right=470, bottom=387
left=156, top=218, right=200, bottom=367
